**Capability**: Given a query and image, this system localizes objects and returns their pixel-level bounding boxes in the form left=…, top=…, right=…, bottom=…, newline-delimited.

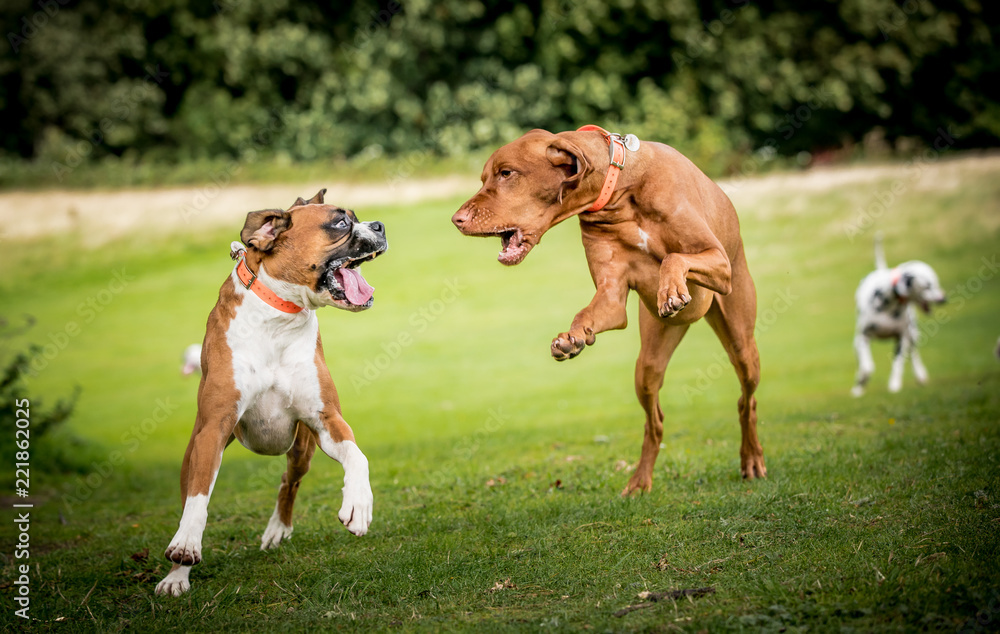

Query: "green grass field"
left=1, top=158, right=999, bottom=632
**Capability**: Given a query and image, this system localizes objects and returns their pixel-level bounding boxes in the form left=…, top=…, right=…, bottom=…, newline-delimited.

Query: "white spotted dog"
left=851, top=233, right=946, bottom=397
left=155, top=190, right=387, bottom=597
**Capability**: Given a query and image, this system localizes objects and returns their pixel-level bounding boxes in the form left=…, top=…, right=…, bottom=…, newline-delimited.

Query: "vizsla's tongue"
left=335, top=267, right=374, bottom=305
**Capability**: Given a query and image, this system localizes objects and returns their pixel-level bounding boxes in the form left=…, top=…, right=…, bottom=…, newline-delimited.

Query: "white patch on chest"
left=637, top=228, right=651, bottom=254
left=227, top=274, right=325, bottom=455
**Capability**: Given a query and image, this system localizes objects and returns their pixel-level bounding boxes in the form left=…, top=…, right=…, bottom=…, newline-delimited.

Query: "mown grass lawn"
left=1, top=158, right=999, bottom=632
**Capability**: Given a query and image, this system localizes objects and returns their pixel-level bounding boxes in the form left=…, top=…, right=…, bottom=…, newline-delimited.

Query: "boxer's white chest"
left=226, top=278, right=325, bottom=455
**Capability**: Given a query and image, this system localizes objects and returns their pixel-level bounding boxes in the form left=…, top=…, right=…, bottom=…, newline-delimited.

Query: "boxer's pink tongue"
left=335, top=268, right=374, bottom=304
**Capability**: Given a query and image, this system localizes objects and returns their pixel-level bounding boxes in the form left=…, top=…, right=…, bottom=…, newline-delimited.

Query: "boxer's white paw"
left=261, top=510, right=293, bottom=550
left=155, top=566, right=191, bottom=597
left=850, top=385, right=865, bottom=398
left=339, top=477, right=373, bottom=536
left=888, top=378, right=902, bottom=393
left=165, top=531, right=203, bottom=566
left=164, top=494, right=208, bottom=565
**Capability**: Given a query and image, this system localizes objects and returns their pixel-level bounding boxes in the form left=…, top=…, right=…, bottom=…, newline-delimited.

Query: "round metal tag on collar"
left=624, top=134, right=640, bottom=152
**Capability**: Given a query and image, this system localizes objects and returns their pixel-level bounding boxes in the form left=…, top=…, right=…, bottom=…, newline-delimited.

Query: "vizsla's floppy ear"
left=547, top=138, right=590, bottom=203
left=241, top=210, right=292, bottom=252
left=289, top=189, right=327, bottom=209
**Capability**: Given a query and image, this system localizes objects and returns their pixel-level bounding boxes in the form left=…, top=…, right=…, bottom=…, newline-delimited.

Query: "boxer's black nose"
left=369, top=221, right=384, bottom=234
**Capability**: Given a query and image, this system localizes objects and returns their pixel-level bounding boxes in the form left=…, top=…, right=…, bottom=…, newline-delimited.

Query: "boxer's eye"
left=334, top=219, right=349, bottom=229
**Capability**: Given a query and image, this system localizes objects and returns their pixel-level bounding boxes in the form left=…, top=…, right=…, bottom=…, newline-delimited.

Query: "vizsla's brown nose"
left=452, top=208, right=471, bottom=229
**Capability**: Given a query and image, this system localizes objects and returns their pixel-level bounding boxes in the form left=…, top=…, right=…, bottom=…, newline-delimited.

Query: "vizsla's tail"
left=873, top=231, right=888, bottom=271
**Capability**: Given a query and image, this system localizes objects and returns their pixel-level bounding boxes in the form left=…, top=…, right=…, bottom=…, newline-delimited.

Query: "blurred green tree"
left=1, top=0, right=996, bottom=174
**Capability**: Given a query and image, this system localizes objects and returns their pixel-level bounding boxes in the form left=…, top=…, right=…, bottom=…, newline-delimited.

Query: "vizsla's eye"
left=499, top=169, right=513, bottom=179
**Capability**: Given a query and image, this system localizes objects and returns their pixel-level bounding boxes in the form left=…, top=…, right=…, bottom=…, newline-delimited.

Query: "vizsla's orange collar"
left=577, top=125, right=632, bottom=212
left=236, top=257, right=304, bottom=314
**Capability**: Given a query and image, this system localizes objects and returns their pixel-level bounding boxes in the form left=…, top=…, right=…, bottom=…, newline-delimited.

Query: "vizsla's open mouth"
left=496, top=228, right=531, bottom=265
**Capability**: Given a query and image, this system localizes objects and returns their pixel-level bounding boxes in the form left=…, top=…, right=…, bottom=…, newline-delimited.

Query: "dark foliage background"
left=2, top=0, right=997, bottom=176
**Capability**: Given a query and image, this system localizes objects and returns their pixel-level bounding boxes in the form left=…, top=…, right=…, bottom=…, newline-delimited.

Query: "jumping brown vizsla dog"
left=452, top=126, right=765, bottom=495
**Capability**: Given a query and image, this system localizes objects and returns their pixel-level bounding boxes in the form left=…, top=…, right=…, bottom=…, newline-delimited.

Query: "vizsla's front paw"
left=657, top=282, right=691, bottom=318
left=551, top=329, right=594, bottom=361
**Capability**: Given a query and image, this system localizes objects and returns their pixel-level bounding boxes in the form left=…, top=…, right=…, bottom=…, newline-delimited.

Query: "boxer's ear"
left=241, top=210, right=291, bottom=252
left=307, top=188, right=326, bottom=204
left=547, top=139, right=590, bottom=203
left=289, top=189, right=327, bottom=209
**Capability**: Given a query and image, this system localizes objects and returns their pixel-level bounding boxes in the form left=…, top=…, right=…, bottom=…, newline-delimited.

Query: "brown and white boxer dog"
left=452, top=126, right=765, bottom=496
left=156, top=190, right=387, bottom=596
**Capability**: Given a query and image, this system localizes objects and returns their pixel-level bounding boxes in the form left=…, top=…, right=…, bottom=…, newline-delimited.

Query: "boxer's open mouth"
left=322, top=249, right=385, bottom=309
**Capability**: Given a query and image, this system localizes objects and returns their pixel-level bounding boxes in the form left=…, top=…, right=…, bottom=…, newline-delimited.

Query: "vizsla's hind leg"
left=262, top=423, right=318, bottom=550
left=622, top=304, right=689, bottom=496
left=704, top=261, right=766, bottom=479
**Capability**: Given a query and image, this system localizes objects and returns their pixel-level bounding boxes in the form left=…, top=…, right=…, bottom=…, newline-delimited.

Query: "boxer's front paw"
left=657, top=280, right=691, bottom=318
left=155, top=565, right=192, bottom=597
left=339, top=477, right=373, bottom=536
left=261, top=511, right=294, bottom=550
left=164, top=532, right=202, bottom=566
left=551, top=328, right=595, bottom=361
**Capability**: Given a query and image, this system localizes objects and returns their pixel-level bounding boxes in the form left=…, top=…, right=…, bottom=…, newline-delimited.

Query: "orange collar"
left=577, top=125, right=629, bottom=211
left=235, top=257, right=304, bottom=314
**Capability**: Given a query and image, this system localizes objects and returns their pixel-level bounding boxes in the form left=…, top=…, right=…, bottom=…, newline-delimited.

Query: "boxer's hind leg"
left=261, top=423, right=318, bottom=550
left=622, top=305, right=689, bottom=496
left=703, top=260, right=766, bottom=480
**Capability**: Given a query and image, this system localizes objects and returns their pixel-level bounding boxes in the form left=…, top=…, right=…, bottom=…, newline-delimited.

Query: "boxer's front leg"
left=314, top=415, right=372, bottom=537
left=162, top=409, right=236, bottom=568
left=657, top=248, right=732, bottom=317
left=551, top=265, right=629, bottom=361
left=312, top=355, right=373, bottom=537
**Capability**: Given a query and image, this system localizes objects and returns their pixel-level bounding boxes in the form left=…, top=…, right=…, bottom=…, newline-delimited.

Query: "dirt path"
left=0, top=175, right=473, bottom=246
left=1, top=153, right=997, bottom=246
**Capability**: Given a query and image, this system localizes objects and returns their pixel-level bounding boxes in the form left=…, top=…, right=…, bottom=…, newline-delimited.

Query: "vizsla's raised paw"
left=657, top=280, right=691, bottom=318
left=551, top=328, right=595, bottom=361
